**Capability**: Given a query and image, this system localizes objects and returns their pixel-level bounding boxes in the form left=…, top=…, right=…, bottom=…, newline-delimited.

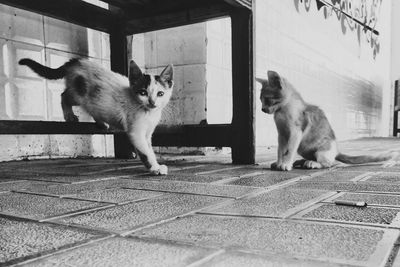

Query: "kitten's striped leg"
left=276, top=130, right=302, bottom=171
left=271, top=135, right=285, bottom=170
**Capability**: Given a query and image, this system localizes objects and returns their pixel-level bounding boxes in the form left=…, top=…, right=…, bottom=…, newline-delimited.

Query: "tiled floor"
left=1, top=137, right=400, bottom=266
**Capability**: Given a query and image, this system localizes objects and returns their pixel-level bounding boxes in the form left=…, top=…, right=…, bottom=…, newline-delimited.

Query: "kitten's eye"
left=138, top=90, right=148, bottom=96
left=157, top=91, right=164, bottom=97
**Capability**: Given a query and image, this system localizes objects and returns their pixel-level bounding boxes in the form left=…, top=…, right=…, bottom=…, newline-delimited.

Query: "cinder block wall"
left=0, top=2, right=114, bottom=161
left=132, top=24, right=208, bottom=126
left=132, top=19, right=233, bottom=154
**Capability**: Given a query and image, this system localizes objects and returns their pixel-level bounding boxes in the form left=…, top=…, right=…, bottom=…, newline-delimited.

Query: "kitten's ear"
left=129, top=60, right=143, bottom=85
left=160, top=64, right=173, bottom=87
left=267, top=70, right=282, bottom=89
left=255, top=77, right=268, bottom=86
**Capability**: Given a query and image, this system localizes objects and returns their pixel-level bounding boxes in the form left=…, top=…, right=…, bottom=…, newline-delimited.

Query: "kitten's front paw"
left=149, top=164, right=168, bottom=175
left=277, top=162, right=293, bottom=171
left=303, top=160, right=322, bottom=169
left=159, top=165, right=168, bottom=175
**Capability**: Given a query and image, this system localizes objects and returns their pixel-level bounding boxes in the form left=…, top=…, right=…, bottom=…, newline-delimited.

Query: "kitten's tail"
left=335, top=152, right=397, bottom=164
left=18, top=58, right=78, bottom=80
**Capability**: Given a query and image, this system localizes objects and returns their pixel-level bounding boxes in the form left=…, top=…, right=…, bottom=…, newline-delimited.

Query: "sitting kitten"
left=258, top=70, right=396, bottom=171
left=19, top=58, right=173, bottom=175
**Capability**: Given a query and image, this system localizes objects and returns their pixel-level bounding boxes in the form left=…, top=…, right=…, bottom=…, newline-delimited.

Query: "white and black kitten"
left=19, top=58, right=173, bottom=175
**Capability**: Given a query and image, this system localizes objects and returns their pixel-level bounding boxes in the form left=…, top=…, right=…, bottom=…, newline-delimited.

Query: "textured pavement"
left=1, top=138, right=400, bottom=266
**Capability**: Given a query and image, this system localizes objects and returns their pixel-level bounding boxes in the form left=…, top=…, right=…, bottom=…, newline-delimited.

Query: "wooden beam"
left=125, top=3, right=230, bottom=34
left=230, top=9, right=255, bottom=164
left=152, top=124, right=232, bottom=147
left=394, top=80, right=399, bottom=137
left=0, top=0, right=119, bottom=33
left=0, top=120, right=122, bottom=135
left=0, top=120, right=232, bottom=147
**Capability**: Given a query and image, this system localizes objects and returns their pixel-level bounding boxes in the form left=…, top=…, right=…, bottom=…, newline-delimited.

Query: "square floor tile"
left=0, top=216, right=103, bottom=265
left=310, top=171, right=367, bottom=182
left=0, top=192, right=104, bottom=220
left=134, top=214, right=397, bottom=266
left=71, top=188, right=163, bottom=204
left=363, top=172, right=400, bottom=184
left=205, top=187, right=330, bottom=217
left=198, top=251, right=341, bottom=267
left=24, top=237, right=215, bottom=267
left=228, top=172, right=304, bottom=187
left=56, top=194, right=225, bottom=233
left=300, top=204, right=400, bottom=226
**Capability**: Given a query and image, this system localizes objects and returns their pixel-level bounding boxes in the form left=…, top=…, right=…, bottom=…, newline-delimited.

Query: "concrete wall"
left=0, top=2, right=114, bottom=161
left=255, top=0, right=393, bottom=148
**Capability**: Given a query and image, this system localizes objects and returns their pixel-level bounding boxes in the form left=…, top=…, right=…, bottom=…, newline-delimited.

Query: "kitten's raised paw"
left=149, top=164, right=168, bottom=175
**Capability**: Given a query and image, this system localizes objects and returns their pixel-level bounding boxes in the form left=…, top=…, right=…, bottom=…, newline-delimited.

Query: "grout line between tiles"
left=39, top=204, right=116, bottom=222
left=119, top=187, right=238, bottom=199
left=185, top=249, right=226, bottom=267
left=195, top=166, right=244, bottom=175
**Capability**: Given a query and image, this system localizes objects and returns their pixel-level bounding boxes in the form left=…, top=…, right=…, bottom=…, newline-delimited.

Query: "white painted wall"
left=390, top=0, right=400, bottom=135
left=254, top=0, right=393, bottom=148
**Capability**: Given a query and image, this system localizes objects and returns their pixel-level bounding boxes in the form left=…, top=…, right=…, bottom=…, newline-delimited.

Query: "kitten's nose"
left=148, top=99, right=156, bottom=108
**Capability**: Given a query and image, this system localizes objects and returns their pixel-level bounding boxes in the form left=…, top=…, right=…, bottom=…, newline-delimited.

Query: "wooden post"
left=110, top=25, right=133, bottom=159
left=230, top=8, right=255, bottom=164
